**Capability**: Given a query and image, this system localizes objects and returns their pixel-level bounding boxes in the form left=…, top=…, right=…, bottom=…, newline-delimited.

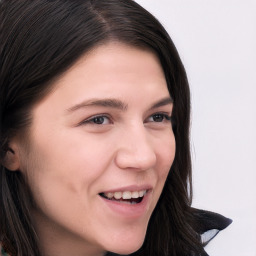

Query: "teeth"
left=106, top=192, right=114, bottom=199
left=114, top=192, right=122, bottom=200
left=139, top=191, right=144, bottom=197
left=122, top=191, right=132, bottom=199
left=131, top=191, right=139, bottom=198
left=104, top=190, right=147, bottom=200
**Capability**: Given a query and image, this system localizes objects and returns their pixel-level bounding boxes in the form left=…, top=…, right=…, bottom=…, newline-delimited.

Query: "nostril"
left=114, top=129, right=157, bottom=170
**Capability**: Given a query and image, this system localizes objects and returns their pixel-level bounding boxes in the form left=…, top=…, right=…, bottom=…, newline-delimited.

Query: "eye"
left=146, top=113, right=171, bottom=123
left=91, top=116, right=108, bottom=125
left=80, top=115, right=111, bottom=125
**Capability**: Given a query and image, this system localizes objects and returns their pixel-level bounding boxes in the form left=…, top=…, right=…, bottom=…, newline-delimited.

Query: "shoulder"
left=192, top=208, right=232, bottom=246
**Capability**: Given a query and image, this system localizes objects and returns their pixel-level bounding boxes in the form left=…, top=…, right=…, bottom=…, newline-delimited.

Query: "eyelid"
left=145, top=112, right=172, bottom=123
left=78, top=114, right=112, bottom=126
left=76, top=110, right=173, bottom=127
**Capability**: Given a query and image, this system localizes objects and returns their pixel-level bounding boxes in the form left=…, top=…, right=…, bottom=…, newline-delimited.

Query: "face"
left=16, top=42, right=175, bottom=256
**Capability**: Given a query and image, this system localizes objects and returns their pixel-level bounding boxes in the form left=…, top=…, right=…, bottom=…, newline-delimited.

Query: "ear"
left=2, top=142, right=21, bottom=171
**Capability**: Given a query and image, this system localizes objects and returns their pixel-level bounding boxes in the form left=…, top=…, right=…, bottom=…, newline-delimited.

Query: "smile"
left=99, top=190, right=147, bottom=205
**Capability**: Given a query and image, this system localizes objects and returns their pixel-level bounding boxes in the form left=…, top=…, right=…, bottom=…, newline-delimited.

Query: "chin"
left=102, top=227, right=147, bottom=255
left=107, top=241, right=144, bottom=255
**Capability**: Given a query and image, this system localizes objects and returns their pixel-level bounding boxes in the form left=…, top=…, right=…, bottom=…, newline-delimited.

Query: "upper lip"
left=99, top=184, right=153, bottom=194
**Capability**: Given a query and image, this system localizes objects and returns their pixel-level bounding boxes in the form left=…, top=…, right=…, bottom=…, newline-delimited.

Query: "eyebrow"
left=67, top=98, right=128, bottom=112
left=66, top=96, right=173, bottom=113
left=149, top=97, right=173, bottom=110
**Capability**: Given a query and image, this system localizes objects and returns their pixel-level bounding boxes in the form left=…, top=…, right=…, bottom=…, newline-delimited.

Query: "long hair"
left=0, top=0, right=204, bottom=255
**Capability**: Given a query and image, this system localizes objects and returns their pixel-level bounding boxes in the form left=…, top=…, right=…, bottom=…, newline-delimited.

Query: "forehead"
left=45, top=41, right=168, bottom=97
left=32, top=42, right=170, bottom=114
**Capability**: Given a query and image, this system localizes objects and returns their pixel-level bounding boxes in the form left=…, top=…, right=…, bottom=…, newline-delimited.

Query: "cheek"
left=22, top=132, right=111, bottom=198
left=157, top=132, right=176, bottom=179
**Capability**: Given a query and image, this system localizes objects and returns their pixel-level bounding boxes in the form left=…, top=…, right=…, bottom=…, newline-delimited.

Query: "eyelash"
left=81, top=115, right=112, bottom=125
left=147, top=113, right=172, bottom=123
left=80, top=113, right=172, bottom=126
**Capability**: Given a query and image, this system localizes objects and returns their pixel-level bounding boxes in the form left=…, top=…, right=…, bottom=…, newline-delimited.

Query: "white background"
left=136, top=1, right=256, bottom=256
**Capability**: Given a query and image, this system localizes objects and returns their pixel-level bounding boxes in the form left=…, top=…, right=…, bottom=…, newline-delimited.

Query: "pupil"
left=94, top=117, right=104, bottom=124
left=153, top=114, right=163, bottom=122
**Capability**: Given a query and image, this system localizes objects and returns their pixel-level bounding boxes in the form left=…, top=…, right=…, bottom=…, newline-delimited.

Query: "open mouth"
left=99, top=190, right=147, bottom=205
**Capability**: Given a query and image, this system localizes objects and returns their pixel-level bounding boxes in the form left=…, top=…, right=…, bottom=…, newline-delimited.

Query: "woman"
left=0, top=0, right=231, bottom=255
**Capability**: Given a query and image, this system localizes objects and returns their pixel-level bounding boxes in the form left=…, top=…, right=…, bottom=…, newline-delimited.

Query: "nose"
left=114, top=125, right=157, bottom=171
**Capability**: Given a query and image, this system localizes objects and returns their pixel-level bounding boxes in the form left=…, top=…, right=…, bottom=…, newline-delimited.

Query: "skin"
left=12, top=42, right=176, bottom=256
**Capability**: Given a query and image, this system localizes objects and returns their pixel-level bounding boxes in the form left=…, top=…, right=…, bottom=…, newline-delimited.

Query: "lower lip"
left=100, top=191, right=152, bottom=219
